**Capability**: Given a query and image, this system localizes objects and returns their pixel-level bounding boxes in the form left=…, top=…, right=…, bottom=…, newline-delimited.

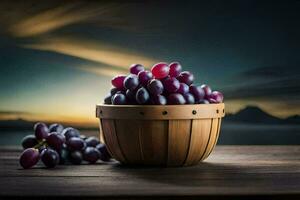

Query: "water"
left=0, top=123, right=300, bottom=146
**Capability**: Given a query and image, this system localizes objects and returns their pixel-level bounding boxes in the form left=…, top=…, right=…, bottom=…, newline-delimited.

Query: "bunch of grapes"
left=19, top=122, right=111, bottom=169
left=104, top=62, right=223, bottom=105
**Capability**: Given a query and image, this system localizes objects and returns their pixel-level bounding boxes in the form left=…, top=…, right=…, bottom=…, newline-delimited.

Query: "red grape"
left=136, top=87, right=150, bottom=104
left=130, top=64, right=144, bottom=75
left=183, top=93, right=195, bottom=104
left=177, top=71, right=194, bottom=85
left=209, top=91, right=223, bottom=103
left=151, top=62, right=169, bottom=79
left=151, top=94, right=167, bottom=105
left=19, top=148, right=40, bottom=169
left=34, top=122, right=49, bottom=140
left=111, top=75, right=126, bottom=89
left=41, top=148, right=59, bottom=168
left=138, top=70, right=153, bottom=86
left=168, top=93, right=186, bottom=105
left=177, top=83, right=189, bottom=95
left=21, top=135, right=38, bottom=149
left=147, top=79, right=164, bottom=95
left=163, top=77, right=180, bottom=93
left=189, top=85, right=205, bottom=102
left=112, top=93, right=127, bottom=105
left=169, top=62, right=182, bottom=77
left=201, top=84, right=212, bottom=98
left=123, top=74, right=139, bottom=90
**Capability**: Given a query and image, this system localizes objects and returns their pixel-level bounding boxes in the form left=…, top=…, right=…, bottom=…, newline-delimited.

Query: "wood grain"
left=0, top=146, right=299, bottom=200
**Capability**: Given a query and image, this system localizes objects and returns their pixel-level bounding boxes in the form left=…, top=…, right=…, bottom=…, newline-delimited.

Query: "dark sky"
left=0, top=0, right=299, bottom=124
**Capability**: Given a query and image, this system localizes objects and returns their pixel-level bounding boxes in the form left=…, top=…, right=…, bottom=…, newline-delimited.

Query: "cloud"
left=7, top=2, right=120, bottom=37
left=77, top=65, right=127, bottom=77
left=23, top=36, right=157, bottom=69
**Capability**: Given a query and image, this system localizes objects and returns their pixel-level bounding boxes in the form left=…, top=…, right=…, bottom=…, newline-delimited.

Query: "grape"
left=147, top=79, right=164, bottom=95
left=199, top=99, right=210, bottom=104
left=123, top=74, right=139, bottom=90
left=83, top=147, right=100, bottom=164
left=138, top=70, right=153, bottom=86
left=59, top=148, right=69, bottom=164
left=66, top=137, right=86, bottom=151
left=96, top=143, right=111, bottom=161
left=125, top=89, right=137, bottom=104
left=136, top=87, right=150, bottom=104
left=209, top=91, right=224, bottom=103
left=19, top=148, right=40, bottom=169
left=112, top=93, right=127, bottom=105
left=104, top=94, right=112, bottom=104
left=183, top=93, right=195, bottom=104
left=49, top=123, right=64, bottom=134
left=41, top=148, right=59, bottom=168
left=21, top=135, right=38, bottom=149
left=201, top=84, right=212, bottom=98
left=151, top=62, right=169, bottom=79
left=169, top=62, right=182, bottom=77
left=46, top=133, right=65, bottom=151
left=62, top=127, right=80, bottom=141
left=69, top=151, right=82, bottom=165
left=111, top=75, right=126, bottom=89
left=189, top=85, right=205, bottom=102
left=110, top=87, right=119, bottom=96
left=208, top=98, right=217, bottom=103
left=151, top=94, right=167, bottom=105
left=85, top=137, right=100, bottom=147
left=34, top=122, right=49, bottom=140
left=177, top=71, right=194, bottom=85
left=163, top=77, right=180, bottom=93
left=168, top=93, right=186, bottom=105
left=130, top=64, right=144, bottom=75
left=177, top=83, right=189, bottom=95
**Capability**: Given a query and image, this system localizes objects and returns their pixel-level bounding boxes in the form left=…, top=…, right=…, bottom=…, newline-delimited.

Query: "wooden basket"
left=96, top=103, right=225, bottom=167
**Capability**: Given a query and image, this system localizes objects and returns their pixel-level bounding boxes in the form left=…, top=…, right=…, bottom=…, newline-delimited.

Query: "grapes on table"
left=104, top=62, right=223, bottom=105
left=19, top=123, right=112, bottom=169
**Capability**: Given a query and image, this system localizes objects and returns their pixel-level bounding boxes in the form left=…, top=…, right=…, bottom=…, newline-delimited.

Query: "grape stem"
left=33, top=140, right=47, bottom=149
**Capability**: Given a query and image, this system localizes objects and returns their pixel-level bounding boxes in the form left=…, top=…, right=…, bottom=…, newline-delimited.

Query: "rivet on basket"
left=192, top=110, right=197, bottom=115
left=162, top=111, right=168, bottom=115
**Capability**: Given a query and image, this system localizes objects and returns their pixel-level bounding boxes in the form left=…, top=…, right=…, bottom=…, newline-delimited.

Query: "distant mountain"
left=224, top=106, right=299, bottom=124
left=0, top=119, right=34, bottom=130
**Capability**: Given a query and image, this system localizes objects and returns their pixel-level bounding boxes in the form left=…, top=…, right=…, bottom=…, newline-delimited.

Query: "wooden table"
left=1, top=146, right=299, bottom=199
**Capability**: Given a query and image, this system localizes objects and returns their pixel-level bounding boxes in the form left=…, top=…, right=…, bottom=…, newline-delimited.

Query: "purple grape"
left=168, top=93, right=186, bottom=105
left=69, top=151, right=82, bottom=165
left=49, top=123, right=64, bottom=134
left=209, top=91, right=224, bottom=103
left=208, top=98, right=218, bottom=103
left=96, top=143, right=111, bottom=161
left=34, top=122, right=49, bottom=140
left=85, top=137, right=100, bottom=147
left=21, top=135, right=38, bottom=149
left=177, top=71, right=194, bottom=85
left=83, top=147, right=100, bottom=164
left=136, top=87, right=150, bottom=104
left=177, top=83, right=189, bottom=95
left=59, top=148, right=69, bottom=164
left=110, top=87, right=119, bottom=96
left=41, top=148, right=59, bottom=168
left=112, top=93, right=127, bottom=105
left=199, top=99, right=210, bottom=104
left=138, top=70, right=153, bottom=86
left=189, top=85, right=205, bottom=102
left=130, top=64, right=144, bottom=75
left=163, top=77, right=180, bottom=93
left=46, top=132, right=65, bottom=151
left=104, top=94, right=112, bottom=104
left=111, top=75, right=126, bottom=89
left=183, top=93, right=195, bottom=104
left=123, top=74, right=139, bottom=90
left=169, top=62, right=182, bottom=77
left=19, top=148, right=40, bottom=169
left=151, top=94, right=167, bottom=105
left=147, top=79, right=164, bottom=95
left=66, top=137, right=86, bottom=151
left=151, top=62, right=169, bottom=79
left=62, top=127, right=80, bottom=141
left=201, top=84, right=212, bottom=98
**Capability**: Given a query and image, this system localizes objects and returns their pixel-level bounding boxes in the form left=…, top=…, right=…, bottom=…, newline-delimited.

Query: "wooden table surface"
left=0, top=146, right=299, bottom=199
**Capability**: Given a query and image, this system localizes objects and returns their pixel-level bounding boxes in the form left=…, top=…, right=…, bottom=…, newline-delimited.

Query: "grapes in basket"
left=19, top=123, right=112, bottom=169
left=104, top=62, right=223, bottom=105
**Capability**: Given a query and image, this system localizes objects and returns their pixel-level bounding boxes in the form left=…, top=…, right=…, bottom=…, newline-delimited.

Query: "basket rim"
left=96, top=103, right=225, bottom=120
